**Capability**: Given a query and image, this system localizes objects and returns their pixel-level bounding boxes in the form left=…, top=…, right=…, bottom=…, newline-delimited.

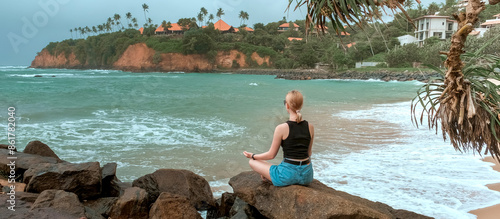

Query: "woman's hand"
left=243, top=151, right=253, bottom=159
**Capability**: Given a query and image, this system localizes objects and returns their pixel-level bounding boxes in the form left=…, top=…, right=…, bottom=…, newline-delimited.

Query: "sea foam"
left=314, top=101, right=500, bottom=218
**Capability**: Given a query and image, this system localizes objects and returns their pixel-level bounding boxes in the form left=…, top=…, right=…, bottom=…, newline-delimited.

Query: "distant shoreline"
left=28, top=65, right=441, bottom=83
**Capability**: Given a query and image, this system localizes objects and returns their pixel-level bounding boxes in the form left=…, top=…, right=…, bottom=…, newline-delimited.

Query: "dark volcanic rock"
left=132, top=169, right=215, bottom=210
left=229, top=171, right=432, bottom=219
left=229, top=197, right=266, bottom=219
left=109, top=187, right=149, bottom=219
left=23, top=161, right=102, bottom=200
left=0, top=143, right=16, bottom=151
left=23, top=140, right=62, bottom=161
left=101, top=162, right=121, bottom=197
left=30, top=190, right=86, bottom=218
left=83, top=197, right=118, bottom=218
left=149, top=192, right=202, bottom=219
left=207, top=192, right=237, bottom=219
left=0, top=150, right=59, bottom=179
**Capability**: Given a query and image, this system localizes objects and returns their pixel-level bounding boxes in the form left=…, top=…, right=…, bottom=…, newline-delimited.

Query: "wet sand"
left=469, top=156, right=500, bottom=218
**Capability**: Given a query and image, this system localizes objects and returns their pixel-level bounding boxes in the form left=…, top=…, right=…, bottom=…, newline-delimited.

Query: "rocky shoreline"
left=0, top=140, right=432, bottom=218
left=227, top=68, right=442, bottom=82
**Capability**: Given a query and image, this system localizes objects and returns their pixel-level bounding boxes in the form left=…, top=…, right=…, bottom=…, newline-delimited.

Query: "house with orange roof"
left=278, top=23, right=299, bottom=32
left=213, top=19, right=235, bottom=33
left=234, top=26, right=254, bottom=33
left=154, top=23, right=188, bottom=35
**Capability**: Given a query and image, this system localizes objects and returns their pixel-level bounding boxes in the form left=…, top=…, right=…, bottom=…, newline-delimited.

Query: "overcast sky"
left=0, top=0, right=443, bottom=66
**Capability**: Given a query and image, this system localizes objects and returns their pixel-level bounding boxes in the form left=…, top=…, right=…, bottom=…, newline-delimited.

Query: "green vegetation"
left=45, top=2, right=500, bottom=70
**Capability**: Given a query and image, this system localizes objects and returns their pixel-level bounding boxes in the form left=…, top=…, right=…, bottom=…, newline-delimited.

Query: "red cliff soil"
left=30, top=50, right=81, bottom=68
left=251, top=52, right=270, bottom=67
left=31, top=43, right=271, bottom=72
left=113, top=43, right=214, bottom=72
left=216, top=50, right=247, bottom=68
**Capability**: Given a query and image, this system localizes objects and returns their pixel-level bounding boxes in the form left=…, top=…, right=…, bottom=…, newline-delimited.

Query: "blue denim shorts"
left=269, top=160, right=314, bottom=187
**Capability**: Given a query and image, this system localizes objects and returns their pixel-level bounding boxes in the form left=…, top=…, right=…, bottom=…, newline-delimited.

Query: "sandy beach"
left=469, top=156, right=500, bottom=218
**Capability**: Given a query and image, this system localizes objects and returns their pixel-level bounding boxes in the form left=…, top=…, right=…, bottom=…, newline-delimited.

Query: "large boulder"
left=109, top=187, right=149, bottom=219
left=0, top=143, right=16, bottom=151
left=0, top=192, right=38, bottom=219
left=30, top=190, right=86, bottom=218
left=229, top=171, right=432, bottom=219
left=101, top=162, right=122, bottom=197
left=207, top=192, right=237, bottom=219
left=132, top=169, right=215, bottom=210
left=0, top=150, right=60, bottom=178
left=149, top=192, right=202, bottom=219
left=23, top=162, right=101, bottom=200
left=229, top=197, right=266, bottom=219
left=23, top=141, right=62, bottom=161
left=83, top=197, right=118, bottom=218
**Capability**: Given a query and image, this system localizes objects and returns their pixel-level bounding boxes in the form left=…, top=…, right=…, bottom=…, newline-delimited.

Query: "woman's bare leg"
left=248, top=159, right=272, bottom=181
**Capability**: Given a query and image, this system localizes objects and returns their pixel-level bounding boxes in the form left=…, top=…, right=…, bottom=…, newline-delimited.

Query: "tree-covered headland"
left=44, top=2, right=500, bottom=70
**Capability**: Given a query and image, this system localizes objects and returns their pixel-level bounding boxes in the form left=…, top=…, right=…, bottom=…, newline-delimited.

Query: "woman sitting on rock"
left=243, top=90, right=314, bottom=187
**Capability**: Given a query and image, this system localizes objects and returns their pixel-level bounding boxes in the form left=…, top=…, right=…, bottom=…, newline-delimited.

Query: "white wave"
left=316, top=101, right=500, bottom=218
left=8, top=73, right=74, bottom=78
left=0, top=66, right=28, bottom=69
left=249, top=83, right=258, bottom=86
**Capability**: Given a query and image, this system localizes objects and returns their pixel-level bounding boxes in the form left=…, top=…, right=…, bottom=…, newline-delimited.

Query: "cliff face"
left=30, top=50, right=82, bottom=68
left=30, top=43, right=271, bottom=72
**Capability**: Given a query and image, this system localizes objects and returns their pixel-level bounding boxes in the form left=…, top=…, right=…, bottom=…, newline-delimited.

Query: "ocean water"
left=2, top=66, right=500, bottom=218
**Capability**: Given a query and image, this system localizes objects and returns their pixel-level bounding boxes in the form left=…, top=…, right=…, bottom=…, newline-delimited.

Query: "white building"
left=470, top=13, right=500, bottom=38
left=414, top=15, right=458, bottom=46
left=480, top=13, right=500, bottom=29
left=397, top=34, right=418, bottom=45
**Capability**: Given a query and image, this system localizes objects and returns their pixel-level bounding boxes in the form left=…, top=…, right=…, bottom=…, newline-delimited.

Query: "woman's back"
left=281, top=120, right=311, bottom=160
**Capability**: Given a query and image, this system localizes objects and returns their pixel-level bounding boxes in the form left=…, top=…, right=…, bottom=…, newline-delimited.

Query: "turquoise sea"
left=2, top=66, right=500, bottom=218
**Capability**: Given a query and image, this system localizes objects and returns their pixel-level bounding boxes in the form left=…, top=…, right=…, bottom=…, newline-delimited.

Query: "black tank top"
left=281, top=120, right=311, bottom=159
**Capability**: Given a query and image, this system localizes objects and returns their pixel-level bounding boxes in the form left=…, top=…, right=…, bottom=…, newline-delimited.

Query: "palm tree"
left=200, top=7, right=208, bottom=25
left=79, top=27, right=85, bottom=38
left=98, top=25, right=104, bottom=33
left=114, top=14, right=123, bottom=29
left=85, top=26, right=91, bottom=35
left=239, top=11, right=245, bottom=26
left=142, top=3, right=149, bottom=24
left=70, top=29, right=73, bottom=38
left=208, top=14, right=214, bottom=23
left=74, top=28, right=78, bottom=38
left=148, top=18, right=152, bottom=25
left=239, top=11, right=249, bottom=25
left=216, top=8, right=224, bottom=20
left=126, top=12, right=132, bottom=28
left=107, top=17, right=113, bottom=31
left=197, top=12, right=204, bottom=27
left=105, top=22, right=112, bottom=32
left=161, top=20, right=172, bottom=34
left=132, top=18, right=139, bottom=28
left=92, top=26, right=97, bottom=35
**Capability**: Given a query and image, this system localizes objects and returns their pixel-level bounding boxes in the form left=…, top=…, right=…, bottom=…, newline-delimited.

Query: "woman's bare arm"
left=243, top=123, right=286, bottom=160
